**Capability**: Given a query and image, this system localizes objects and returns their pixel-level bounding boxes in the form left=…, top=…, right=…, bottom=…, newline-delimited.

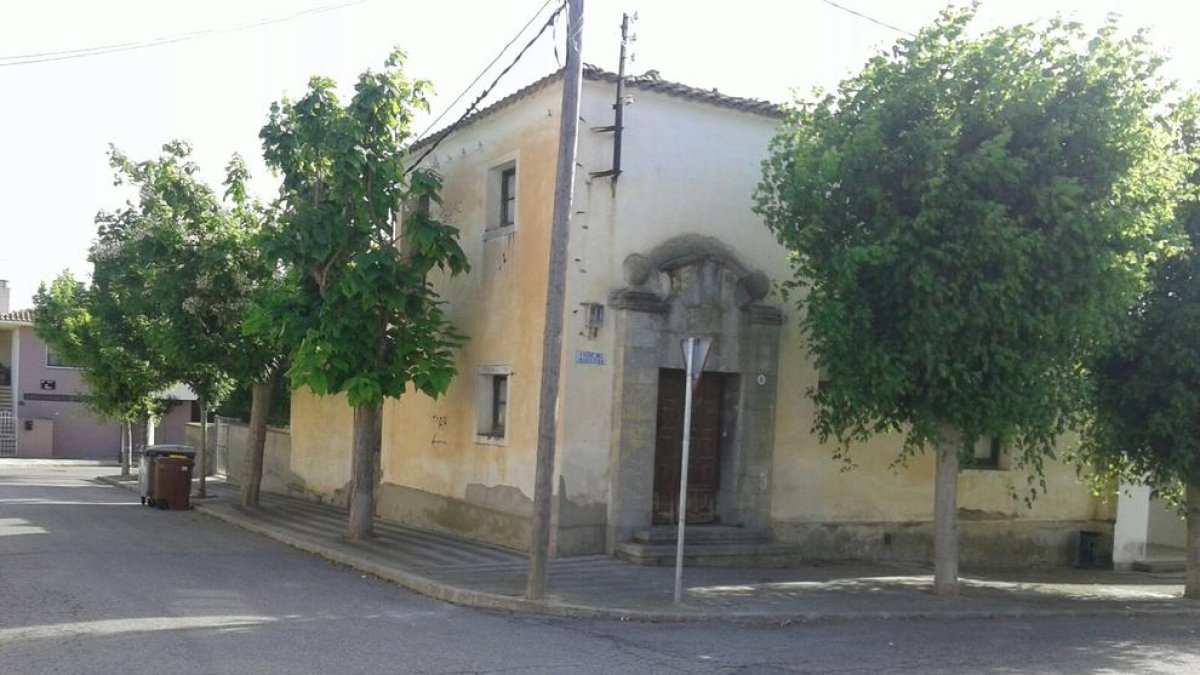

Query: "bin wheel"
left=140, top=496, right=146, bottom=505
left=146, top=497, right=156, bottom=507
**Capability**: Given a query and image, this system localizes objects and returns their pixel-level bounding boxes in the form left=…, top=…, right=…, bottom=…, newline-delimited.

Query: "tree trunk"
left=1186, top=484, right=1200, bottom=599
left=132, top=415, right=149, bottom=462
left=120, top=422, right=132, bottom=477
left=197, top=398, right=208, bottom=499
left=933, top=426, right=961, bottom=597
left=347, top=402, right=382, bottom=541
left=239, top=375, right=275, bottom=509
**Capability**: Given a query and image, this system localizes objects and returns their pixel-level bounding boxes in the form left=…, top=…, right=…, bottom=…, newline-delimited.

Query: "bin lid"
left=144, top=444, right=196, bottom=458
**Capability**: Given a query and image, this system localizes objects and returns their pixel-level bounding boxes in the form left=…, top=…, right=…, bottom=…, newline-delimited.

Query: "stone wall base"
left=374, top=482, right=608, bottom=557
left=772, top=519, right=1115, bottom=568
left=376, top=482, right=531, bottom=551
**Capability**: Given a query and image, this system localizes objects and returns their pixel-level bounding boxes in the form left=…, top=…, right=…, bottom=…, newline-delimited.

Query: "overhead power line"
left=416, top=0, right=558, bottom=140
left=820, top=0, right=915, bottom=38
left=406, top=1, right=566, bottom=174
left=0, top=0, right=368, bottom=67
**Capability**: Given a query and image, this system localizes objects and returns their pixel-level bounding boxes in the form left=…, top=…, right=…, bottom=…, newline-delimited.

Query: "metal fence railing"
left=0, top=410, right=16, bottom=457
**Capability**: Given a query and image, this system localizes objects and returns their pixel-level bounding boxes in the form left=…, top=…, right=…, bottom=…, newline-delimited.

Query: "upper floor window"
left=489, top=374, right=508, bottom=437
left=46, top=348, right=81, bottom=369
left=486, top=160, right=517, bottom=235
left=500, top=167, right=516, bottom=228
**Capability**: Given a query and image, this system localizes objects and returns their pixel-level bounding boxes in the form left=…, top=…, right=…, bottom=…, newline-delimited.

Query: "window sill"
left=483, top=224, right=516, bottom=241
left=474, top=433, right=508, bottom=447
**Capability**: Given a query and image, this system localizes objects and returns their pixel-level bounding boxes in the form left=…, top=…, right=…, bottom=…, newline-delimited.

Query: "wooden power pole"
left=528, top=0, right=584, bottom=601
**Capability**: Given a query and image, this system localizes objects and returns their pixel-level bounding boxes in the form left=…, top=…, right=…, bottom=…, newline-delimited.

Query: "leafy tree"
left=260, top=50, right=468, bottom=539
left=100, top=143, right=271, bottom=498
left=755, top=7, right=1180, bottom=595
left=100, top=141, right=238, bottom=492
left=34, top=272, right=170, bottom=475
left=1079, top=97, right=1200, bottom=597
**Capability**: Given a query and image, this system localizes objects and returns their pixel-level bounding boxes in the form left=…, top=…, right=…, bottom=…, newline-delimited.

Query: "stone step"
left=614, top=540, right=808, bottom=567
left=1132, top=559, right=1185, bottom=573
left=631, top=525, right=772, bottom=545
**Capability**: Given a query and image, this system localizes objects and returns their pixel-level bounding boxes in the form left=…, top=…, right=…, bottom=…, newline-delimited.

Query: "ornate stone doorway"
left=606, top=235, right=783, bottom=550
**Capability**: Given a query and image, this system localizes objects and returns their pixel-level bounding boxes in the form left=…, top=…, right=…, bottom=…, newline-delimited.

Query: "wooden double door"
left=652, top=368, right=726, bottom=524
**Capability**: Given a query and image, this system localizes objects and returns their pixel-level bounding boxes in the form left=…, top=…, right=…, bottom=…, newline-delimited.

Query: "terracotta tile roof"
left=587, top=67, right=785, bottom=119
left=0, top=308, right=34, bottom=324
left=412, top=66, right=783, bottom=152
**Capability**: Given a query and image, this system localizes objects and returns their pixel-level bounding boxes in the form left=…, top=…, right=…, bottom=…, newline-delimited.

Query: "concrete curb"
left=95, top=474, right=1200, bottom=624
left=5, top=459, right=119, bottom=467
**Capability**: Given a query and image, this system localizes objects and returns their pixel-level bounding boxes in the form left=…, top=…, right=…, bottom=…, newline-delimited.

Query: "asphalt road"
left=3, top=462, right=1200, bottom=675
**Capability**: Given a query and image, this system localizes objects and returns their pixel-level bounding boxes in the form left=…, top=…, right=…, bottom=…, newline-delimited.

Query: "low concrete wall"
left=18, top=417, right=53, bottom=458
left=1147, top=495, right=1187, bottom=548
left=186, top=420, right=295, bottom=496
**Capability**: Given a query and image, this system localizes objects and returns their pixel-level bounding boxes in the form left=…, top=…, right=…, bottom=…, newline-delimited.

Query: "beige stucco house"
left=286, top=68, right=1115, bottom=567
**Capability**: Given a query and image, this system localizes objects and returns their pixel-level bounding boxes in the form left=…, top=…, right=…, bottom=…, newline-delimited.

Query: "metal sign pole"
left=674, top=337, right=695, bottom=604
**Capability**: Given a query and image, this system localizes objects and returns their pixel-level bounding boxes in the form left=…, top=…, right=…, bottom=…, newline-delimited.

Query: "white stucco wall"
left=1147, top=494, right=1187, bottom=548
left=554, top=79, right=786, bottom=512
left=1113, top=483, right=1150, bottom=568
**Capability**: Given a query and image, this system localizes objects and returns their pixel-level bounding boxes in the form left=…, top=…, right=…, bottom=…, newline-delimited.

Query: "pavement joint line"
left=94, top=474, right=1200, bottom=624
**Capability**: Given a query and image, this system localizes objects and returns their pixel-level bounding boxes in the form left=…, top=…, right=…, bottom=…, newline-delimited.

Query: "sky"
left=2, top=0, right=1198, bottom=309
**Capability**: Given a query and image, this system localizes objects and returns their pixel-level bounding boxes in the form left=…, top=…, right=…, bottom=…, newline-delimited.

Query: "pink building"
left=0, top=279, right=190, bottom=460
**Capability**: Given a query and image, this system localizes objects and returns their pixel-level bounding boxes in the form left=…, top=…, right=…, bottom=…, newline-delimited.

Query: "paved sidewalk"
left=1, top=458, right=119, bottom=468
left=98, top=473, right=1199, bottom=623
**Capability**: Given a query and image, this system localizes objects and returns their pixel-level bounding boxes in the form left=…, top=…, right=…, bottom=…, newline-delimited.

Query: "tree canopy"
left=260, top=50, right=468, bottom=408
left=34, top=271, right=169, bottom=428
left=755, top=6, right=1181, bottom=474
left=98, top=142, right=251, bottom=410
left=1080, top=97, right=1200, bottom=502
left=85, top=142, right=281, bottom=492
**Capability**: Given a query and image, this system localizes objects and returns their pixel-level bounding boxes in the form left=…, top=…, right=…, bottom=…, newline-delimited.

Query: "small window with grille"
left=475, top=366, right=512, bottom=445
left=967, top=436, right=1006, bottom=470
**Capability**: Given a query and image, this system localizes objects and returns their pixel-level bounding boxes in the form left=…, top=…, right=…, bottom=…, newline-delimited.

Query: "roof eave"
left=407, top=66, right=784, bottom=156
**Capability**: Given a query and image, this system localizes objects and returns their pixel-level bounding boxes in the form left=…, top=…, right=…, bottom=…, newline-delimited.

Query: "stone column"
left=606, top=290, right=667, bottom=551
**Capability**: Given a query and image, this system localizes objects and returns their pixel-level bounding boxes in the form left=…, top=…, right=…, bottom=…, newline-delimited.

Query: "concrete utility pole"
left=528, top=0, right=584, bottom=601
